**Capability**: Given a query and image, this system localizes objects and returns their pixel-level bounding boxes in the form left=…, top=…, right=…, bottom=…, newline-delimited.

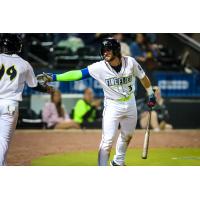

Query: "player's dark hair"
left=51, top=90, right=64, bottom=118
left=100, top=38, right=121, bottom=59
left=0, top=34, right=22, bottom=54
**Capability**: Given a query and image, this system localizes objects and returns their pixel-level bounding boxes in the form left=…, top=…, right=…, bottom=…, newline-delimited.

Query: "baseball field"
left=7, top=129, right=200, bottom=166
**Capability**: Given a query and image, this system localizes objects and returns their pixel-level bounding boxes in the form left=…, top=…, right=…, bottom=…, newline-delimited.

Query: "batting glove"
left=147, top=93, right=156, bottom=108
left=36, top=72, right=53, bottom=84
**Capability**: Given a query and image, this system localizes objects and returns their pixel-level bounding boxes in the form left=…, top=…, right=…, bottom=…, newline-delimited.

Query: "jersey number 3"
left=128, top=85, right=132, bottom=92
left=0, top=64, right=17, bottom=81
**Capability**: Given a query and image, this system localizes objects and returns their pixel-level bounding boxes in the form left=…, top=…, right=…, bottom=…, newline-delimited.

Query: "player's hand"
left=37, top=72, right=53, bottom=84
left=147, top=93, right=156, bottom=108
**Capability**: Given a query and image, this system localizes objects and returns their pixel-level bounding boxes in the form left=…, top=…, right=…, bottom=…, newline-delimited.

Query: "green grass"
left=31, top=148, right=200, bottom=166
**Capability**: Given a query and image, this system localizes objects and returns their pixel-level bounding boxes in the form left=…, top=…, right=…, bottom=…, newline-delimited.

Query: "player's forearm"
left=52, top=70, right=82, bottom=81
left=52, top=68, right=90, bottom=82
left=140, top=75, right=154, bottom=95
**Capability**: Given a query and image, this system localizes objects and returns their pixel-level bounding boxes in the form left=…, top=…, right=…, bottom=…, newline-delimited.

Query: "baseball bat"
left=142, top=109, right=152, bottom=159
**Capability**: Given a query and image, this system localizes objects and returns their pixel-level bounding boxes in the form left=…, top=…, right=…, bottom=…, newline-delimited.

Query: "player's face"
left=103, top=49, right=115, bottom=62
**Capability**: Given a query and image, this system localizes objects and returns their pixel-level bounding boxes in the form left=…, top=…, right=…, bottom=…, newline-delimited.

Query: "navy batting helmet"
left=0, top=34, right=22, bottom=54
left=100, top=37, right=121, bottom=58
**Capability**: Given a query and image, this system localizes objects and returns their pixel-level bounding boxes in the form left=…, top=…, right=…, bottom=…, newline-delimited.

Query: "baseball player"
left=0, top=34, right=54, bottom=166
left=38, top=38, right=156, bottom=166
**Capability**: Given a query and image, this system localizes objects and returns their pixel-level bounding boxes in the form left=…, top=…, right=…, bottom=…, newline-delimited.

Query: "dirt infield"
left=7, top=129, right=200, bottom=165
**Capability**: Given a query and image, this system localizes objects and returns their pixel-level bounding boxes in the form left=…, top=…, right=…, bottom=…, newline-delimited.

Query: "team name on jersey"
left=105, top=75, right=132, bottom=87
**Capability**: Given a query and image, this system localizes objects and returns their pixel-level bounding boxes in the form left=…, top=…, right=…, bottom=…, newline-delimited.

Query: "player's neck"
left=108, top=57, right=121, bottom=67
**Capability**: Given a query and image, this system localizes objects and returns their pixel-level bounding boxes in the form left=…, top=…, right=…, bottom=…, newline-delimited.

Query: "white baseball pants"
left=0, top=99, right=19, bottom=166
left=98, top=96, right=137, bottom=166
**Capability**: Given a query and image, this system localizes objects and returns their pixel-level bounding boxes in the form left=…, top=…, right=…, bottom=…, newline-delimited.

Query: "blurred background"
left=17, top=33, right=200, bottom=129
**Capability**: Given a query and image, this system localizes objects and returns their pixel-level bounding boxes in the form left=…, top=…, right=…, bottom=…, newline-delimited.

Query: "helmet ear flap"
left=113, top=45, right=121, bottom=58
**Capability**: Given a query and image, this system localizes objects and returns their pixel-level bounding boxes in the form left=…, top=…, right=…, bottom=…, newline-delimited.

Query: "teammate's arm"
left=26, top=62, right=54, bottom=93
left=31, top=83, right=54, bottom=93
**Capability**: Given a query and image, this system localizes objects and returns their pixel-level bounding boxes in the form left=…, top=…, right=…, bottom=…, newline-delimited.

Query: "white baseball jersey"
left=0, top=54, right=37, bottom=101
left=88, top=56, right=145, bottom=100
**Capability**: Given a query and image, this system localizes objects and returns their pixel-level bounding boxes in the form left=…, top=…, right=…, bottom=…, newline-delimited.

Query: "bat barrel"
left=141, top=109, right=151, bottom=159
left=142, top=132, right=149, bottom=159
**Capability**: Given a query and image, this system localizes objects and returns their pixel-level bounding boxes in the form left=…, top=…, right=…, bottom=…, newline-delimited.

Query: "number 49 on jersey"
left=0, top=64, right=17, bottom=81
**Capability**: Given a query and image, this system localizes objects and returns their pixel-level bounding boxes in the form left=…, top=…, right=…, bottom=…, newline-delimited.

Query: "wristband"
left=146, top=86, right=154, bottom=95
left=52, top=74, right=57, bottom=81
